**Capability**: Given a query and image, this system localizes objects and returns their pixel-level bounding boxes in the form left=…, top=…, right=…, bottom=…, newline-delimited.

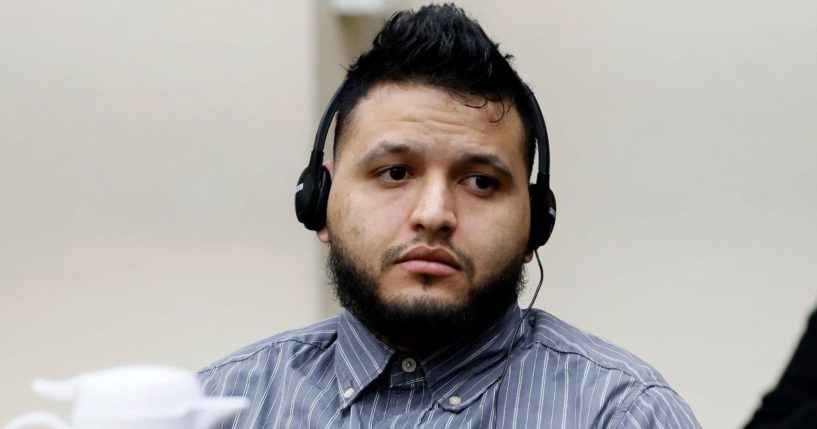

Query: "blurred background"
left=2, top=1, right=816, bottom=427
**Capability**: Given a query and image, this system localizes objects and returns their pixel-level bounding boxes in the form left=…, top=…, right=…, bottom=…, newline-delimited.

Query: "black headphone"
left=295, top=82, right=557, bottom=251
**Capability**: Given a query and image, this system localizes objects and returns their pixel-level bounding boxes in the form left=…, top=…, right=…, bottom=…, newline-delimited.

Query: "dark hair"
left=332, top=3, right=535, bottom=174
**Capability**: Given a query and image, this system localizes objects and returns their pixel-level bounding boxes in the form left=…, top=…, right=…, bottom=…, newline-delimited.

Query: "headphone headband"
left=522, top=84, right=550, bottom=176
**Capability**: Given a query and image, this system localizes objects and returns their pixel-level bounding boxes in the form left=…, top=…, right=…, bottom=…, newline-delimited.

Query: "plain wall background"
left=2, top=1, right=816, bottom=428
left=0, top=0, right=324, bottom=422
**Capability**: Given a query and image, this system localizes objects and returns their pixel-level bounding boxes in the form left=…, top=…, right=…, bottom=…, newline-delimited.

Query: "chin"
left=328, top=235, right=524, bottom=351
left=380, top=276, right=468, bottom=305
left=381, top=292, right=463, bottom=311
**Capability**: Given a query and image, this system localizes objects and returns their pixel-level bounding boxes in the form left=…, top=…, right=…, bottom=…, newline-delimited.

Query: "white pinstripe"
left=247, top=346, right=284, bottom=427
left=549, top=353, right=560, bottom=429
left=535, top=350, right=549, bottom=429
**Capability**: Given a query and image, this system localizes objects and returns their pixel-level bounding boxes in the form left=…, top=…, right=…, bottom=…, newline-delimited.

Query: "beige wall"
left=0, top=0, right=321, bottom=422
left=2, top=1, right=816, bottom=428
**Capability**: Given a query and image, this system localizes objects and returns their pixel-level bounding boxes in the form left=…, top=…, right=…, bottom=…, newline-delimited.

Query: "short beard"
left=328, top=236, right=526, bottom=354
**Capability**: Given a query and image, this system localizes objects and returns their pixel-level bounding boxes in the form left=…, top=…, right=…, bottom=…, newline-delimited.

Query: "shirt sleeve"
left=745, top=309, right=817, bottom=428
left=616, top=386, right=702, bottom=429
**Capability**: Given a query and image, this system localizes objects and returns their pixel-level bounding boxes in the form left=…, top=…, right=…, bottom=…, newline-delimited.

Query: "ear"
left=316, top=160, right=334, bottom=244
left=524, top=250, right=534, bottom=263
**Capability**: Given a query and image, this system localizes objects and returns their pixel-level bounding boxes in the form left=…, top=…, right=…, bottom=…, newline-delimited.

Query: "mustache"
left=380, top=237, right=475, bottom=278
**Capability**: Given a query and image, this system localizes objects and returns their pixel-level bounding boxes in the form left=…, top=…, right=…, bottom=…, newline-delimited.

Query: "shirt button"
left=343, top=387, right=355, bottom=399
left=401, top=358, right=417, bottom=373
left=448, top=396, right=462, bottom=406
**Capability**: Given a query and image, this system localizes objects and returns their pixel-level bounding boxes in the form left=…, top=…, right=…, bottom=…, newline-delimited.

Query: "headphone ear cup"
left=295, top=165, right=332, bottom=231
left=542, top=189, right=557, bottom=244
left=527, top=183, right=557, bottom=250
left=312, top=165, right=332, bottom=230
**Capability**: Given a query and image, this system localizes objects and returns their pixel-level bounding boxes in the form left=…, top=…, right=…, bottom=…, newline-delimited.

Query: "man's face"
left=319, top=82, right=532, bottom=346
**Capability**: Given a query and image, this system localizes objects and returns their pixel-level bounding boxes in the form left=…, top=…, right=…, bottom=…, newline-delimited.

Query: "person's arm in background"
left=745, top=308, right=817, bottom=428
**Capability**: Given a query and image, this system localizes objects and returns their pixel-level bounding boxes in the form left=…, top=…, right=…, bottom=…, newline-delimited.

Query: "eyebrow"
left=358, top=141, right=422, bottom=166
left=456, top=152, right=514, bottom=181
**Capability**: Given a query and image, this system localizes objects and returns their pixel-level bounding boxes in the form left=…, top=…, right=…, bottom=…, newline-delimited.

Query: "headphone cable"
left=491, top=249, right=544, bottom=428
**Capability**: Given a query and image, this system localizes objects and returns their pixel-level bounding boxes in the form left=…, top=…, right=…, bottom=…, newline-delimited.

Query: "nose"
left=408, top=176, right=458, bottom=240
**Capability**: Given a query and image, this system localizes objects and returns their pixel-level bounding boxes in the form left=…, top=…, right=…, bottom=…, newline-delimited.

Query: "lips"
left=394, top=246, right=462, bottom=276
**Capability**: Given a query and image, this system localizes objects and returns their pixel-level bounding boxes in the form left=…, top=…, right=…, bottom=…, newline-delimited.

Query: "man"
left=200, top=5, right=701, bottom=428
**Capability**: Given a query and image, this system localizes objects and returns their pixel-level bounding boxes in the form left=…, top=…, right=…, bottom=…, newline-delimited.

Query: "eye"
left=375, top=166, right=412, bottom=184
left=463, top=175, right=499, bottom=194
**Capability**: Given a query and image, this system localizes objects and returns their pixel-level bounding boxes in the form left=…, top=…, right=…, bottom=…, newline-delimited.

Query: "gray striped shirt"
left=199, top=305, right=700, bottom=428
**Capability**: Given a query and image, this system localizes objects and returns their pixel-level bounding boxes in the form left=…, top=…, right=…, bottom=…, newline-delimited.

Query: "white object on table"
left=4, top=365, right=248, bottom=429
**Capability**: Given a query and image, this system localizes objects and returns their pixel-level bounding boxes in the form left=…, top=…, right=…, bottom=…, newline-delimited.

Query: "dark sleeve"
left=745, top=308, right=817, bottom=429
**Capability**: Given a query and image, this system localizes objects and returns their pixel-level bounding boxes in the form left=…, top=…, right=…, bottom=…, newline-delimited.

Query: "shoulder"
left=526, top=308, right=668, bottom=387
left=525, top=309, right=700, bottom=427
left=197, top=316, right=339, bottom=392
left=617, top=385, right=700, bottom=428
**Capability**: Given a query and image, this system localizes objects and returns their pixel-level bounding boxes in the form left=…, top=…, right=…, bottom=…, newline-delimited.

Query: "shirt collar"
left=334, top=304, right=528, bottom=412
left=334, top=310, right=394, bottom=407
left=421, top=304, right=526, bottom=412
